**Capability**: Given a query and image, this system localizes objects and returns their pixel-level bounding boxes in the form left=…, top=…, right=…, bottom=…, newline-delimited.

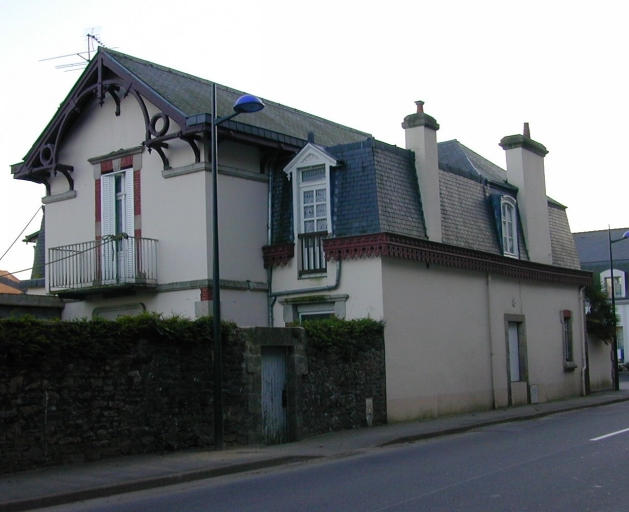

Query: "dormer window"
left=501, top=196, right=518, bottom=258
left=283, top=144, right=337, bottom=276
left=299, top=165, right=328, bottom=233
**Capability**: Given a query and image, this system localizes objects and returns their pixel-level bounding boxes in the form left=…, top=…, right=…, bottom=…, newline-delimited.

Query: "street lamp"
left=608, top=227, right=629, bottom=391
left=209, top=83, right=264, bottom=449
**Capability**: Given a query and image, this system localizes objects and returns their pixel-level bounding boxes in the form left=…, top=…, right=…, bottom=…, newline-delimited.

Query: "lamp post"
left=608, top=227, right=629, bottom=391
left=209, top=83, right=264, bottom=449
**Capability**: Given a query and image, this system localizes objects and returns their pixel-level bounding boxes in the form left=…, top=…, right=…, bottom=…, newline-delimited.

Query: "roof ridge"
left=103, top=48, right=371, bottom=137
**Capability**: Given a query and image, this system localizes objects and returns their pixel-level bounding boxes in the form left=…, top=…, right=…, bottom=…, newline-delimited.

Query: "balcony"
left=298, top=231, right=327, bottom=275
left=48, top=236, right=158, bottom=297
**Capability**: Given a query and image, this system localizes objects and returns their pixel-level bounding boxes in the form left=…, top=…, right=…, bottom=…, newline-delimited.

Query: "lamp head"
left=233, top=94, right=265, bottom=114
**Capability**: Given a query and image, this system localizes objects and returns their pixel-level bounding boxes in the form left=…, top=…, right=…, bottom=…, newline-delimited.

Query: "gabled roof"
left=108, top=50, right=371, bottom=146
left=13, top=48, right=371, bottom=184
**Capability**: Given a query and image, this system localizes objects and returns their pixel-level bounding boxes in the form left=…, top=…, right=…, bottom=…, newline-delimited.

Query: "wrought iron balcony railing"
left=48, top=236, right=158, bottom=294
left=298, top=231, right=327, bottom=275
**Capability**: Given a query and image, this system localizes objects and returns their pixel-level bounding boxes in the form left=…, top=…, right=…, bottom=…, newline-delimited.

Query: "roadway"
left=40, top=399, right=629, bottom=512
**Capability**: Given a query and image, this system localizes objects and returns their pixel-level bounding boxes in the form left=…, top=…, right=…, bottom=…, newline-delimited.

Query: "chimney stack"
left=499, top=124, right=552, bottom=264
left=402, top=101, right=442, bottom=242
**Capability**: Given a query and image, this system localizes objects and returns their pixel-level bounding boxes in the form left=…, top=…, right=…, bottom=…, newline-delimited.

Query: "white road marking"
left=590, top=427, right=629, bottom=441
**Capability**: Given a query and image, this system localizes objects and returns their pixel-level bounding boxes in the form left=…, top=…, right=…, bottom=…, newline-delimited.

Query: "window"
left=501, top=196, right=518, bottom=257
left=283, top=144, right=337, bottom=276
left=101, top=169, right=135, bottom=283
left=505, top=316, right=527, bottom=383
left=300, top=165, right=328, bottom=234
left=600, top=269, right=625, bottom=299
left=279, top=293, right=348, bottom=324
left=298, top=303, right=335, bottom=323
left=561, top=310, right=576, bottom=370
left=507, top=322, right=522, bottom=381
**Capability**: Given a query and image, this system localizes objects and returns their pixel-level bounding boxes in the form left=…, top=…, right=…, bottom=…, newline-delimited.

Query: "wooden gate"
left=261, top=347, right=288, bottom=444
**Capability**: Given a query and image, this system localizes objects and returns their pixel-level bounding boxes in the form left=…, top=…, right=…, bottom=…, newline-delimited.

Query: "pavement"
left=2, top=389, right=629, bottom=512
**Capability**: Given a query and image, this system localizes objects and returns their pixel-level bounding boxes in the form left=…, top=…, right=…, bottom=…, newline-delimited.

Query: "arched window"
left=501, top=196, right=518, bottom=257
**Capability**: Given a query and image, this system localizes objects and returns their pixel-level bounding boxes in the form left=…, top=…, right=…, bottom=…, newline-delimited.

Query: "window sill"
left=563, top=361, right=577, bottom=372
left=298, top=271, right=327, bottom=279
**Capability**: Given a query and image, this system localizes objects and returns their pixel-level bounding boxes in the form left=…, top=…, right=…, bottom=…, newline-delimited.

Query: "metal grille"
left=48, top=237, right=158, bottom=292
left=298, top=231, right=327, bottom=275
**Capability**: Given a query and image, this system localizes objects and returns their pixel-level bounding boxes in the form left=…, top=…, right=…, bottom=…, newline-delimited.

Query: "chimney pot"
left=415, top=100, right=425, bottom=114
left=523, top=122, right=530, bottom=138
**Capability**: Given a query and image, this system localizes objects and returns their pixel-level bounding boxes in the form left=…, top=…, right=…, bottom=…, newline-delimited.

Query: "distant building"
left=0, top=271, right=22, bottom=295
left=574, top=228, right=629, bottom=362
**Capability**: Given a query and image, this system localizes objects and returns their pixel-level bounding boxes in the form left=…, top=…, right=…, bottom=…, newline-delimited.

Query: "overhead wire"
left=0, top=206, right=43, bottom=264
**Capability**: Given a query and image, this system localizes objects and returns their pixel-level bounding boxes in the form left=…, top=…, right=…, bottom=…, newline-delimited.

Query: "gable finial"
left=523, top=122, right=530, bottom=138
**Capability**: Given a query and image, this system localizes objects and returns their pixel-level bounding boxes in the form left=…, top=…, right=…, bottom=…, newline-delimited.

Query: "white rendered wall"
left=381, top=258, right=585, bottom=422
left=587, top=336, right=613, bottom=391
left=271, top=258, right=384, bottom=325
left=46, top=92, right=269, bottom=324
left=62, top=289, right=200, bottom=320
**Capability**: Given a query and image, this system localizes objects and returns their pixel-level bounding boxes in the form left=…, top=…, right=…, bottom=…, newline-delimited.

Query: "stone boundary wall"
left=0, top=319, right=386, bottom=474
left=301, top=339, right=387, bottom=436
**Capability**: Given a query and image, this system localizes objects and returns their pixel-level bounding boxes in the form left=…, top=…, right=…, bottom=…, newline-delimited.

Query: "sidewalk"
left=2, top=390, right=629, bottom=512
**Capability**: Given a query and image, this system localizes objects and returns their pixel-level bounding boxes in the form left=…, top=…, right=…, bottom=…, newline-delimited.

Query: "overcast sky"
left=1, top=0, right=627, bottom=277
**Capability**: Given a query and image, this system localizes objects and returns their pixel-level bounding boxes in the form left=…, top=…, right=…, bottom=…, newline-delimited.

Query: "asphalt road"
left=43, top=401, right=629, bottom=512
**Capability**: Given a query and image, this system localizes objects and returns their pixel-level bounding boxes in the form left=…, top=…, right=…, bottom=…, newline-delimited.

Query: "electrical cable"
left=0, top=206, right=43, bottom=264
left=1, top=237, right=117, bottom=279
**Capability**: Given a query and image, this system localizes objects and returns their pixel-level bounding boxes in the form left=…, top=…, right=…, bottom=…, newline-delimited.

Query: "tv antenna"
left=39, top=33, right=109, bottom=72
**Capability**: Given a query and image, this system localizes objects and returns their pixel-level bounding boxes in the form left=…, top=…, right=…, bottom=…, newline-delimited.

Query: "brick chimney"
left=499, top=124, right=552, bottom=264
left=402, top=101, right=442, bottom=242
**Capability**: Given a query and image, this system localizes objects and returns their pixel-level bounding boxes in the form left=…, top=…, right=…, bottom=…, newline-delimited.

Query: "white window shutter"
left=124, top=169, right=136, bottom=282
left=101, top=175, right=116, bottom=283
left=101, top=174, right=115, bottom=237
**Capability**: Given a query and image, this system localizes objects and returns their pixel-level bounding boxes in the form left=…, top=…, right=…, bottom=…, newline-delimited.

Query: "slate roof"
left=272, top=139, right=426, bottom=242
left=271, top=135, right=580, bottom=269
left=328, top=139, right=426, bottom=239
left=548, top=206, right=581, bottom=269
left=14, top=48, right=580, bottom=272
left=574, top=228, right=629, bottom=264
left=105, top=49, right=371, bottom=147
left=439, top=169, right=527, bottom=257
left=438, top=139, right=510, bottom=185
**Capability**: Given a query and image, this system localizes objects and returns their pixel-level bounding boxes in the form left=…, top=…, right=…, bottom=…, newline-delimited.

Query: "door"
left=507, top=321, right=528, bottom=405
left=261, top=347, right=287, bottom=444
left=508, top=322, right=520, bottom=382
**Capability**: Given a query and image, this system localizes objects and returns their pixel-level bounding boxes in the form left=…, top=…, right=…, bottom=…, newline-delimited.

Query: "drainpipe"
left=269, top=260, right=343, bottom=325
left=267, top=166, right=274, bottom=327
left=486, top=273, right=496, bottom=409
left=579, top=285, right=589, bottom=395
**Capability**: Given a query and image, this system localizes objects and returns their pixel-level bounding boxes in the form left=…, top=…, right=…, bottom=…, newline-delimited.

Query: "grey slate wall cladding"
left=328, top=140, right=381, bottom=237
left=271, top=138, right=426, bottom=241
left=270, top=169, right=293, bottom=244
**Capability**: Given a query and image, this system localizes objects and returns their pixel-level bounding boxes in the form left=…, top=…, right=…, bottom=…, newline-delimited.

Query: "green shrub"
left=302, top=317, right=384, bottom=361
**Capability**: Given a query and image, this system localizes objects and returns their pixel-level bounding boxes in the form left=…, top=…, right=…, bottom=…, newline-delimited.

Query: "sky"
left=1, top=0, right=628, bottom=277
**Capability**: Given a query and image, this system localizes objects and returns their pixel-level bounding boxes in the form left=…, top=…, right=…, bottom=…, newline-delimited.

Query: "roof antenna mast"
left=39, top=32, right=109, bottom=72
